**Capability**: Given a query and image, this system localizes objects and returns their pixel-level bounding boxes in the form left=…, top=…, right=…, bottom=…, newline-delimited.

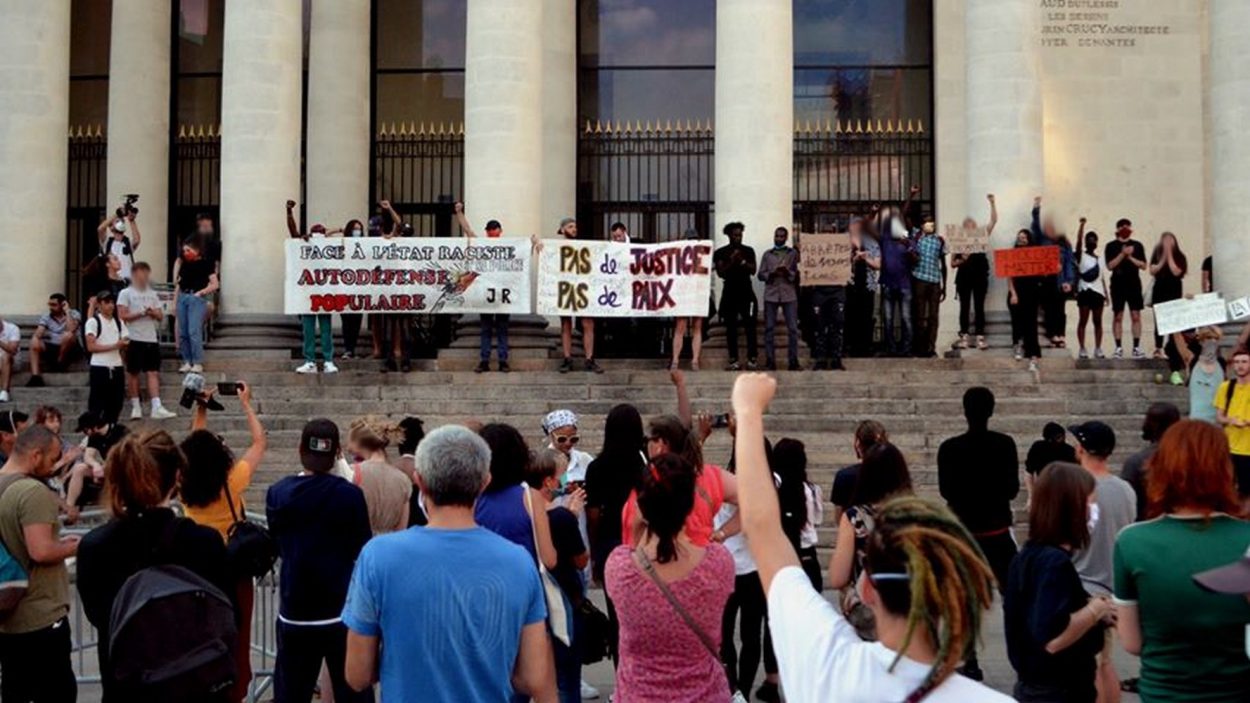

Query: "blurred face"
left=549, top=426, right=579, bottom=455
left=1117, top=222, right=1132, bottom=239
left=1234, top=354, right=1250, bottom=379
left=132, top=268, right=150, bottom=288
left=728, top=229, right=744, bottom=245
left=646, top=434, right=670, bottom=459
left=196, top=219, right=214, bottom=236
left=107, top=254, right=121, bottom=274
left=486, top=225, right=501, bottom=237
left=98, top=298, right=115, bottom=317
left=610, top=227, right=628, bottom=242
left=30, top=440, right=61, bottom=478
left=962, top=217, right=976, bottom=230
left=1085, top=232, right=1098, bottom=251
left=1016, top=230, right=1031, bottom=247
left=1161, top=233, right=1176, bottom=250
left=43, top=416, right=61, bottom=435
left=561, top=222, right=578, bottom=238
left=47, top=298, right=64, bottom=316
left=774, top=229, right=789, bottom=247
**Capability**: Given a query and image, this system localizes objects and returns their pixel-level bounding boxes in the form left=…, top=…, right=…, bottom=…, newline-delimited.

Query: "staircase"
left=5, top=351, right=1191, bottom=562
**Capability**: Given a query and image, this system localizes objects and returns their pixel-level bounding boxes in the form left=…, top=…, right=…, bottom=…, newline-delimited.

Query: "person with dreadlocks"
left=731, top=373, right=1011, bottom=703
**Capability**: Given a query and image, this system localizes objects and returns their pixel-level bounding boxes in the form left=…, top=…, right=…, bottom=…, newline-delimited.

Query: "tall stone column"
left=540, top=0, right=577, bottom=232
left=0, top=2, right=70, bottom=314
left=107, top=0, right=171, bottom=279
left=965, top=0, right=1043, bottom=251
left=306, top=0, right=369, bottom=233
left=715, top=0, right=794, bottom=256
left=1211, top=0, right=1250, bottom=301
left=464, top=0, right=544, bottom=236
left=219, top=1, right=303, bottom=315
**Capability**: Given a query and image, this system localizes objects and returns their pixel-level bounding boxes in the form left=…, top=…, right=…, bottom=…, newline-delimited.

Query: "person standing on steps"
left=714, top=222, right=758, bottom=371
left=338, top=217, right=367, bottom=360
left=937, top=386, right=1021, bottom=681
left=97, top=204, right=141, bottom=286
left=758, top=227, right=801, bottom=371
left=288, top=199, right=339, bottom=375
left=951, top=194, right=996, bottom=352
left=846, top=217, right=881, bottom=357
left=910, top=216, right=947, bottom=358
left=85, top=290, right=130, bottom=425
left=1008, top=227, right=1044, bottom=372
left=174, top=237, right=219, bottom=374
left=1031, top=197, right=1076, bottom=350
left=552, top=218, right=603, bottom=374
left=1119, top=403, right=1180, bottom=521
left=1147, top=231, right=1188, bottom=358
left=117, top=263, right=176, bottom=421
left=1217, top=347, right=1250, bottom=504
left=1104, top=217, right=1148, bottom=359
left=456, top=202, right=513, bottom=374
left=1075, top=221, right=1109, bottom=359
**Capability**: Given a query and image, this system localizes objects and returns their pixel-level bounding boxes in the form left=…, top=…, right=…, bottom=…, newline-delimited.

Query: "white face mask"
left=1088, top=502, right=1101, bottom=533
left=113, top=221, right=126, bottom=234
left=351, top=228, right=363, bottom=237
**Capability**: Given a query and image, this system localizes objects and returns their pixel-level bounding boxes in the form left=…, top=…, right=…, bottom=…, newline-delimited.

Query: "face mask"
left=351, top=228, right=363, bottom=237
left=113, top=221, right=126, bottom=234
left=1088, top=502, right=1101, bottom=533
left=1201, top=341, right=1219, bottom=361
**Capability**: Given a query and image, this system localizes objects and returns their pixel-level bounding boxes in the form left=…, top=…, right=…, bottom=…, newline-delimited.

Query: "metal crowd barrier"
left=65, top=510, right=280, bottom=703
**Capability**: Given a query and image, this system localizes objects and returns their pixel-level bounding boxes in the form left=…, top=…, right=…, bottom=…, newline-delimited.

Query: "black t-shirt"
left=937, top=429, right=1020, bottom=534
left=1104, top=239, right=1146, bottom=283
left=548, top=506, right=586, bottom=603
left=87, top=424, right=129, bottom=459
left=954, top=253, right=990, bottom=287
left=1025, top=440, right=1077, bottom=476
left=830, top=464, right=861, bottom=510
left=714, top=243, right=757, bottom=293
left=1004, top=543, right=1102, bottom=702
left=584, top=451, right=644, bottom=582
left=178, top=256, right=215, bottom=292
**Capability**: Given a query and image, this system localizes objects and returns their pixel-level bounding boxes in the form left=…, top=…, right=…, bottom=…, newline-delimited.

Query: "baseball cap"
left=75, top=410, right=106, bottom=434
left=1193, top=546, right=1250, bottom=595
left=1068, top=421, right=1116, bottom=458
left=299, top=419, right=341, bottom=473
left=96, top=289, right=116, bottom=303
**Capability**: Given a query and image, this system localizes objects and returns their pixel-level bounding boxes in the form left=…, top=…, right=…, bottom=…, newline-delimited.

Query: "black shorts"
left=1233, top=455, right=1250, bottom=498
left=1110, top=279, right=1144, bottom=313
left=125, top=340, right=161, bottom=374
left=1077, top=289, right=1106, bottom=310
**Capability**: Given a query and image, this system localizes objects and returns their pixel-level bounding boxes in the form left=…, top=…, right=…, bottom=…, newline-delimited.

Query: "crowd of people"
left=0, top=339, right=1244, bottom=701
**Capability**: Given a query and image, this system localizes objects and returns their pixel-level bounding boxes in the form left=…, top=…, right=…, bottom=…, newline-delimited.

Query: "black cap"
left=1068, top=421, right=1116, bottom=458
left=485, top=220, right=502, bottom=232
left=1193, top=547, right=1250, bottom=595
left=75, top=410, right=106, bottom=433
left=299, top=419, right=341, bottom=473
left=1116, top=218, right=1132, bottom=228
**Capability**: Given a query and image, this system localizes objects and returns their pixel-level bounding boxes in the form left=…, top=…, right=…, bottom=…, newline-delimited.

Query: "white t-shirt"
left=102, top=234, right=135, bottom=282
left=117, top=285, right=162, bottom=343
left=801, top=482, right=824, bottom=550
left=564, top=448, right=594, bottom=483
left=0, top=321, right=19, bottom=358
left=767, top=566, right=1014, bottom=703
left=1078, top=253, right=1107, bottom=296
left=714, top=504, right=756, bottom=576
left=85, top=315, right=128, bottom=368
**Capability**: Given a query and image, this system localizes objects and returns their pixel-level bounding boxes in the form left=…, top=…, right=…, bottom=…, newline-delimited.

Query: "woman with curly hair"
left=346, top=415, right=412, bottom=534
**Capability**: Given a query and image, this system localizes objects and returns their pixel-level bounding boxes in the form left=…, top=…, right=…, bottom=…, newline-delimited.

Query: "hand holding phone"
left=217, top=381, right=241, bottom=396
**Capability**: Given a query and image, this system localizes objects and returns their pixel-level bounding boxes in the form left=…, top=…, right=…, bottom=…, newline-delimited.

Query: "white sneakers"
left=581, top=680, right=600, bottom=700
left=1132, top=347, right=1146, bottom=359
left=151, top=406, right=177, bottom=420
left=178, top=363, right=192, bottom=373
left=130, top=403, right=143, bottom=420
left=0, top=390, right=9, bottom=403
left=322, top=361, right=339, bottom=374
left=295, top=362, right=318, bottom=374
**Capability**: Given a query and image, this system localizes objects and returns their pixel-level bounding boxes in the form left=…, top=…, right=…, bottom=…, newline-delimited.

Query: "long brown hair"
left=1028, top=462, right=1096, bottom=550
left=1146, top=420, right=1240, bottom=518
left=105, top=430, right=186, bottom=517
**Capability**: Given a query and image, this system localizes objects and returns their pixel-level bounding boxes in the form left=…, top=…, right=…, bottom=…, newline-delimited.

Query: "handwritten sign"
left=535, top=240, right=712, bottom=317
left=945, top=225, right=989, bottom=255
left=1228, top=296, right=1250, bottom=321
left=1153, top=294, right=1229, bottom=336
left=994, top=246, right=1061, bottom=278
left=283, top=238, right=531, bottom=315
left=797, top=233, right=852, bottom=286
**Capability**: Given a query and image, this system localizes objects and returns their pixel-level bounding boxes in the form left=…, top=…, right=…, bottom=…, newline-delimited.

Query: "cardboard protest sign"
left=1228, top=296, right=1250, bottom=321
left=1153, top=294, right=1229, bottom=336
left=994, top=246, right=1061, bottom=278
left=797, top=233, right=852, bottom=286
left=284, top=238, right=531, bottom=315
left=535, top=239, right=712, bottom=317
left=945, top=225, right=989, bottom=255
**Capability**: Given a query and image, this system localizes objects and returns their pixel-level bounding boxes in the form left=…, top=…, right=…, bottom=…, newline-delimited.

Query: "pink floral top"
left=605, top=543, right=735, bottom=702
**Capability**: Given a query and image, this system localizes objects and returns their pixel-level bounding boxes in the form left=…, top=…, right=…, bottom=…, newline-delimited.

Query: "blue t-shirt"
left=341, top=526, right=546, bottom=702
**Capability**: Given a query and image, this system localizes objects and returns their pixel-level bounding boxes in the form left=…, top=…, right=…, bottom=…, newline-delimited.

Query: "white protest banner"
left=535, top=239, right=712, bottom=317
left=797, top=233, right=852, bottom=286
left=1152, top=294, right=1229, bottom=336
left=1228, top=296, right=1250, bottom=321
left=944, top=224, right=989, bottom=255
left=284, top=238, right=531, bottom=315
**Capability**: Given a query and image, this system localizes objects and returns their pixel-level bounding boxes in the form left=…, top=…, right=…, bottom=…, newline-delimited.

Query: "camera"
left=712, top=413, right=731, bottom=429
left=117, top=194, right=139, bottom=219
left=180, top=373, right=224, bottom=411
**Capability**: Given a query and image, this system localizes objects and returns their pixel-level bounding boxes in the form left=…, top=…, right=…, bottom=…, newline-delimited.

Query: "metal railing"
left=66, top=510, right=280, bottom=703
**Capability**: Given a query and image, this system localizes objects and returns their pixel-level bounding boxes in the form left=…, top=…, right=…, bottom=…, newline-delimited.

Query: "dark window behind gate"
left=171, top=124, right=220, bottom=260
left=67, top=126, right=107, bottom=309
left=371, top=122, right=464, bottom=237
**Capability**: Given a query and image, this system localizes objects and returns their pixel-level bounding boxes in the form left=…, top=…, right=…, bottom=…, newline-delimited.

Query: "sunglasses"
left=554, top=435, right=580, bottom=446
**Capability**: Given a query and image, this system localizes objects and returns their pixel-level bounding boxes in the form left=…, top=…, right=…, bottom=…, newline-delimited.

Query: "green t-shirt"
left=1114, top=515, right=1250, bottom=702
left=0, top=476, right=69, bottom=634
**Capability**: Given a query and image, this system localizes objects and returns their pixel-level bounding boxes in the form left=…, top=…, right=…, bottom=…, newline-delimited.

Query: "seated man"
left=0, top=314, right=18, bottom=403
left=63, top=410, right=128, bottom=522
left=27, top=293, right=83, bottom=387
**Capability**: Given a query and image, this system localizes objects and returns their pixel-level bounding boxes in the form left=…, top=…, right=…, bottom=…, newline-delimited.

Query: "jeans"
left=88, top=365, right=126, bottom=425
left=911, top=279, right=942, bottom=356
left=479, top=314, right=510, bottom=363
left=722, top=295, right=758, bottom=364
left=274, top=621, right=373, bottom=703
left=721, top=573, right=767, bottom=694
left=957, top=280, right=988, bottom=335
left=177, top=292, right=208, bottom=364
left=763, top=300, right=799, bottom=366
left=0, top=617, right=76, bottom=702
left=301, top=314, right=333, bottom=363
left=881, top=285, right=912, bottom=355
left=553, top=609, right=582, bottom=703
left=809, top=286, right=846, bottom=364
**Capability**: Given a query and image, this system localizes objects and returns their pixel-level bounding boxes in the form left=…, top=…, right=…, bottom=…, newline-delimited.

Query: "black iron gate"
left=372, top=122, right=464, bottom=237
left=171, top=123, right=221, bottom=260
left=67, top=126, right=107, bottom=309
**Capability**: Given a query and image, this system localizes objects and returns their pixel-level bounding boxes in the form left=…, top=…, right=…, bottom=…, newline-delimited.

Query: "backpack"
left=90, top=313, right=123, bottom=339
left=108, top=535, right=238, bottom=702
left=0, top=475, right=33, bottom=615
left=104, top=235, right=134, bottom=270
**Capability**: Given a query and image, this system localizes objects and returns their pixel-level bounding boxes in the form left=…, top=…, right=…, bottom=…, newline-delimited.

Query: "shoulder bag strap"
left=222, top=475, right=244, bottom=525
left=523, top=485, right=543, bottom=570
left=633, top=547, right=721, bottom=662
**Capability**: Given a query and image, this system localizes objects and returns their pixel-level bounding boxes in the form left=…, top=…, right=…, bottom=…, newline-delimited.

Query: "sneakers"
left=178, top=363, right=192, bottom=373
left=725, top=361, right=742, bottom=371
left=189, top=364, right=203, bottom=373
left=585, top=359, right=605, bottom=374
left=559, top=357, right=573, bottom=374
left=130, top=403, right=143, bottom=420
left=580, top=680, right=601, bottom=700
left=1095, top=348, right=1106, bottom=360
left=976, top=336, right=988, bottom=351
left=1078, top=349, right=1089, bottom=360
left=0, top=390, right=10, bottom=403
left=25, top=375, right=44, bottom=388
left=746, top=360, right=758, bottom=371
left=1132, top=347, right=1146, bottom=359
left=474, top=361, right=490, bottom=374
left=1013, top=345, right=1023, bottom=361
left=295, top=361, right=317, bottom=374
left=151, top=406, right=177, bottom=420
left=955, top=333, right=969, bottom=350
left=322, top=361, right=339, bottom=374
left=1113, top=347, right=1124, bottom=359
left=1028, top=359, right=1039, bottom=373
left=1169, top=371, right=1185, bottom=386
left=498, top=361, right=511, bottom=373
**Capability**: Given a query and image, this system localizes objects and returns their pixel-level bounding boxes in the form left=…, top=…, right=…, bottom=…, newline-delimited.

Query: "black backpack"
left=108, top=556, right=238, bottom=702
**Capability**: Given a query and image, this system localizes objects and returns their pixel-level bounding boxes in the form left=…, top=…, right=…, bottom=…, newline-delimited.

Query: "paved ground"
left=71, top=586, right=1141, bottom=702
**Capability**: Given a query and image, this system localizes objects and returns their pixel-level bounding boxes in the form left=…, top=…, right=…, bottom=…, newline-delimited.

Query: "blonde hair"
left=348, top=415, right=406, bottom=454
left=1197, top=326, right=1224, bottom=342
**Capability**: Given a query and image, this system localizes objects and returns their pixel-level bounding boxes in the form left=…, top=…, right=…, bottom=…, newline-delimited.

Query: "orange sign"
left=994, top=246, right=1061, bottom=278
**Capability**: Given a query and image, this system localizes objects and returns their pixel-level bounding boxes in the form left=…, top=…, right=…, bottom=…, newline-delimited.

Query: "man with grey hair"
left=343, top=425, right=557, bottom=702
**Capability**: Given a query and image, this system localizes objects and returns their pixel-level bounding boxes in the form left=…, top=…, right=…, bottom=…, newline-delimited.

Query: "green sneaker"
left=1169, top=371, right=1184, bottom=386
